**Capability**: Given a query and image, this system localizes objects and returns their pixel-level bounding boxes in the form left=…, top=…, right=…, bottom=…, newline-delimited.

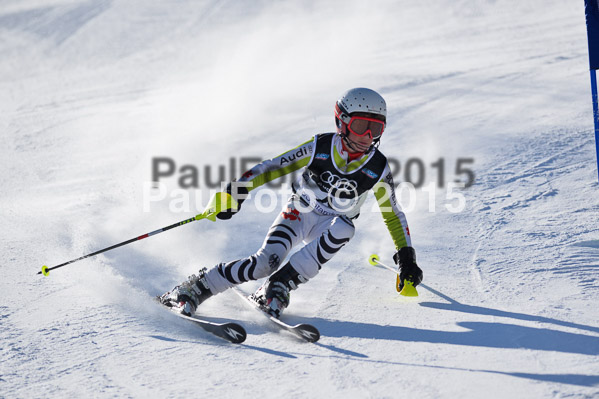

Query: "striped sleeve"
left=238, top=137, right=314, bottom=191
left=372, top=163, right=412, bottom=249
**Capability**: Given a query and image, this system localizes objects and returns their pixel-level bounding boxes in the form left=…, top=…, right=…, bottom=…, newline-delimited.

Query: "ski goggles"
left=346, top=116, right=385, bottom=139
left=335, top=105, right=385, bottom=138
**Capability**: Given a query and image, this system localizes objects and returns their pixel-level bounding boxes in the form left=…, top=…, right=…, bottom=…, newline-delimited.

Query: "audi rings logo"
left=320, top=171, right=358, bottom=192
left=320, top=171, right=359, bottom=212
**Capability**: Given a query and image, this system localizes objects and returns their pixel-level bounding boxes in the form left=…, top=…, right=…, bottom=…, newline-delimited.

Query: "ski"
left=156, top=297, right=247, bottom=344
left=232, top=287, right=320, bottom=343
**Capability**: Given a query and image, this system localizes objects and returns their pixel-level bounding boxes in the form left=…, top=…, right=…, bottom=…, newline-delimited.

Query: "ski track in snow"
left=2, top=1, right=599, bottom=398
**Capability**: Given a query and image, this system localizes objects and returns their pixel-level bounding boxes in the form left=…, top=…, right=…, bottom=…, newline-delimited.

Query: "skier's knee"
left=331, top=217, right=355, bottom=242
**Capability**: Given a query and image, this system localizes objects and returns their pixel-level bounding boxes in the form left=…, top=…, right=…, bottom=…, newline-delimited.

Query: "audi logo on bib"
left=319, top=171, right=359, bottom=212
left=320, top=171, right=358, bottom=192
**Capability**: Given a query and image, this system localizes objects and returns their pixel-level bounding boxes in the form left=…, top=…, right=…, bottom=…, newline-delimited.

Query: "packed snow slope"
left=1, top=0, right=599, bottom=398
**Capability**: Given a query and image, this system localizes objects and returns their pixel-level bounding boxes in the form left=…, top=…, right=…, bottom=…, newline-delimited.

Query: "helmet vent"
left=336, top=87, right=387, bottom=121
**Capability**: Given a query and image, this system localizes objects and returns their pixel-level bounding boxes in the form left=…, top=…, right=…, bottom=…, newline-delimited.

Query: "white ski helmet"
left=335, top=88, right=387, bottom=151
left=335, top=87, right=387, bottom=121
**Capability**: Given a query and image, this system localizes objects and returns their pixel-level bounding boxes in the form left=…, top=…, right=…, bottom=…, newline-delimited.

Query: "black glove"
left=393, top=246, right=423, bottom=289
left=216, top=182, right=249, bottom=220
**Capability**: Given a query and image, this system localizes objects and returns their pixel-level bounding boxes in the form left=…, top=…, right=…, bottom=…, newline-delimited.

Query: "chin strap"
left=341, top=134, right=362, bottom=153
left=339, top=131, right=380, bottom=155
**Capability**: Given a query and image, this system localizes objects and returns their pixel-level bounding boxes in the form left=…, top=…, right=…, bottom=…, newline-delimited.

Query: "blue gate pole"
left=585, top=0, right=599, bottom=181
left=591, top=69, right=599, bottom=182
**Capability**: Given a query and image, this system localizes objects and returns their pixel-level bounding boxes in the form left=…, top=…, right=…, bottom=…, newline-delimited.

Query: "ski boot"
left=253, top=262, right=307, bottom=318
left=159, top=268, right=213, bottom=316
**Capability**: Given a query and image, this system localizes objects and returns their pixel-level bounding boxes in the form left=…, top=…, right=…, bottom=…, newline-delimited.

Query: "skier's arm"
left=216, top=138, right=314, bottom=220
left=372, top=164, right=412, bottom=249
left=237, top=137, right=314, bottom=191
left=373, top=165, right=423, bottom=287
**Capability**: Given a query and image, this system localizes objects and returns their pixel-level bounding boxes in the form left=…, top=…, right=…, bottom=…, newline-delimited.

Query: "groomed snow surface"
left=1, top=1, right=599, bottom=398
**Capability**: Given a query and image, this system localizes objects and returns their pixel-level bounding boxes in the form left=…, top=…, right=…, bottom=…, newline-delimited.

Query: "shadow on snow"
left=304, top=283, right=599, bottom=387
left=418, top=283, right=599, bottom=335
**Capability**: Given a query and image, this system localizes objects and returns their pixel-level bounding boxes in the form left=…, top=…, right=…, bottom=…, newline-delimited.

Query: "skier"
left=160, top=88, right=423, bottom=318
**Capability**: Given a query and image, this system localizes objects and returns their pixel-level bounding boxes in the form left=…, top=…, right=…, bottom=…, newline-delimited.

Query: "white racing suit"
left=202, top=133, right=412, bottom=295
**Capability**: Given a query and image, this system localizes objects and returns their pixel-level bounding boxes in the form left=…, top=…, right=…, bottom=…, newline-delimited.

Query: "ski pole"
left=368, top=253, right=419, bottom=297
left=38, top=192, right=237, bottom=277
